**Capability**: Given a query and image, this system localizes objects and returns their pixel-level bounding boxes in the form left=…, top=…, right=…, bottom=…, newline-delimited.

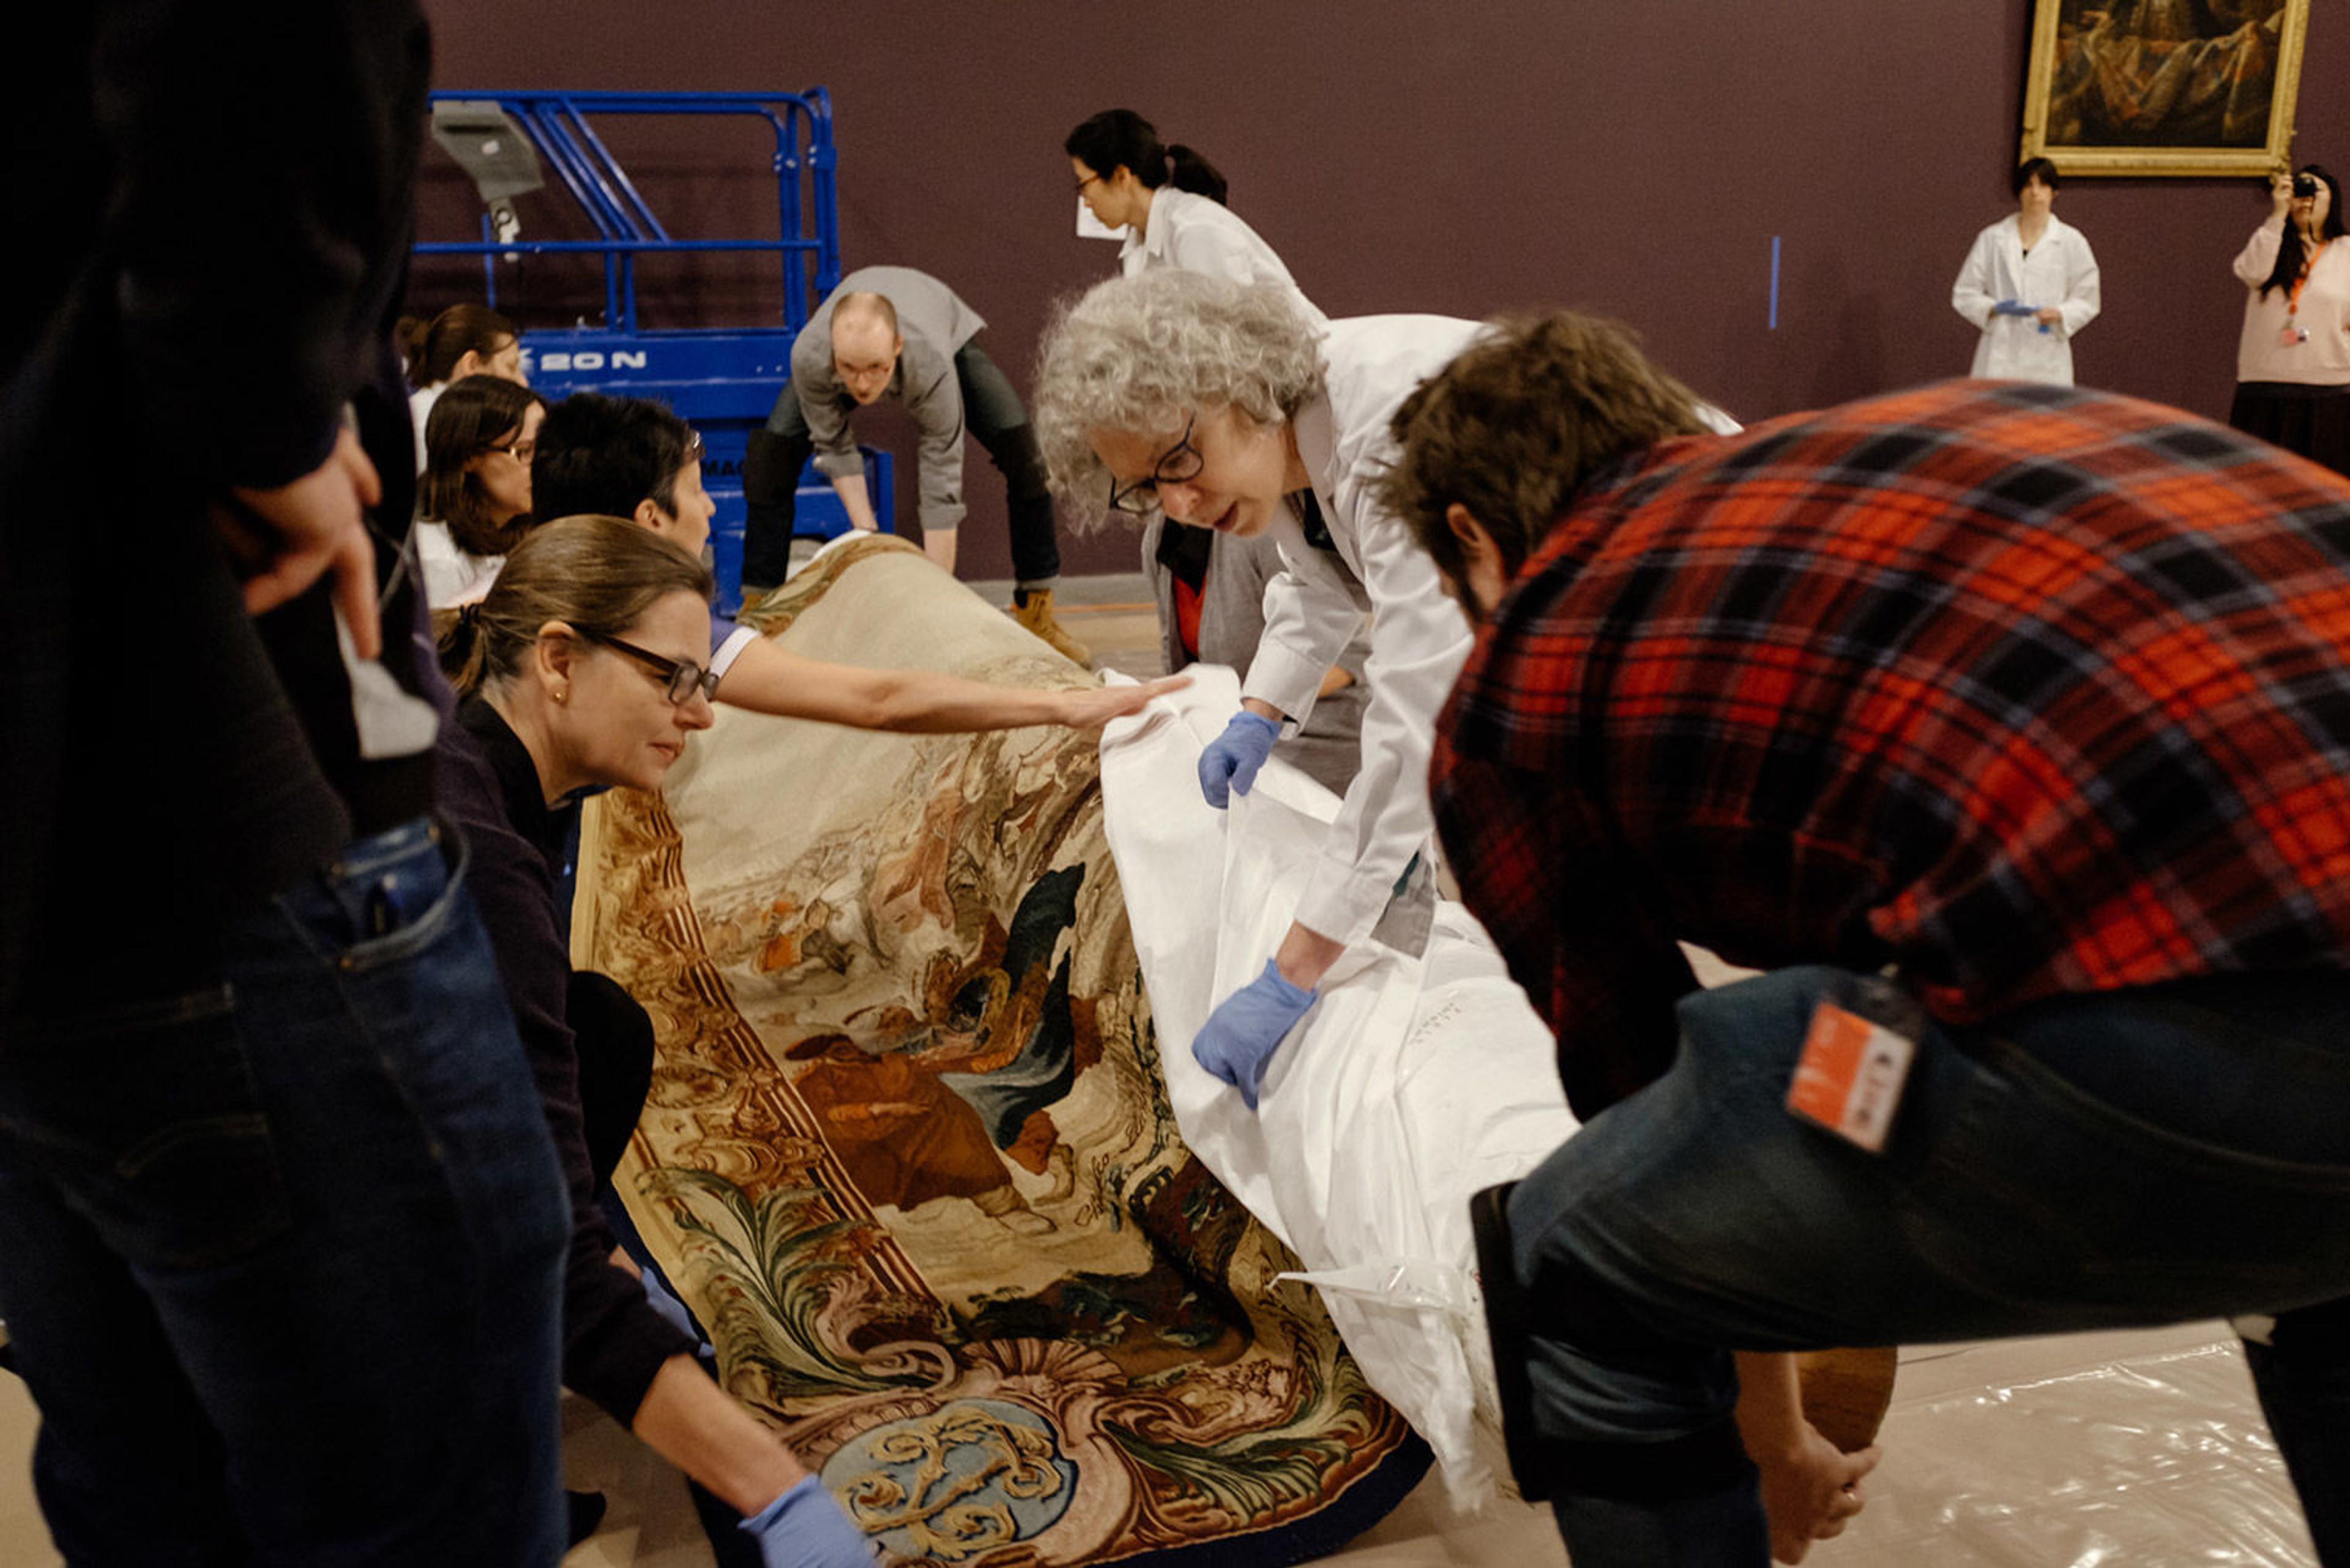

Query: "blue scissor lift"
left=416, top=89, right=887, bottom=613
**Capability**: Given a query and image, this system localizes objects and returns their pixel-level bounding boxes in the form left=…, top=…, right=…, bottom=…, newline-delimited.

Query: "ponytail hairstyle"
left=420, top=375, right=545, bottom=557
left=395, top=302, right=521, bottom=389
left=1064, top=109, right=1229, bottom=206
left=438, top=514, right=713, bottom=698
left=2262, top=163, right=2346, bottom=299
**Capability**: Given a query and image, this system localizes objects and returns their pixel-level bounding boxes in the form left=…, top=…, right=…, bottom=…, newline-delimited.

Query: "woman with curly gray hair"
left=1034, top=269, right=1483, bottom=1111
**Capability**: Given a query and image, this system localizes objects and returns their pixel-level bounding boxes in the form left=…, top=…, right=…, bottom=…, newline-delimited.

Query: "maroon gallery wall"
left=414, top=1, right=2350, bottom=579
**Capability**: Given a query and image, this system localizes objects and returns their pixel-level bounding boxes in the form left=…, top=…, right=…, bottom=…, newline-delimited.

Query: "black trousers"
left=565, top=971, right=654, bottom=1187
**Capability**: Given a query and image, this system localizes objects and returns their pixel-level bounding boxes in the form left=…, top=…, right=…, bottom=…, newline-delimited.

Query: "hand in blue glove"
left=739, top=1475, right=878, bottom=1568
left=1192, top=959, right=1318, bottom=1110
left=1992, top=298, right=2034, bottom=318
left=1196, top=710, right=1281, bottom=808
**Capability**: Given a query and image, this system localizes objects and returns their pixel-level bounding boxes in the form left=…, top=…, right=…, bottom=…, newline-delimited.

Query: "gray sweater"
left=1143, top=510, right=1368, bottom=797
left=788, top=266, right=987, bottom=531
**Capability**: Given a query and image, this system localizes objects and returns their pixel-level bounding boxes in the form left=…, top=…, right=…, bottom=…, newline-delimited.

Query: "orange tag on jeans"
left=1788, top=1000, right=1914, bottom=1153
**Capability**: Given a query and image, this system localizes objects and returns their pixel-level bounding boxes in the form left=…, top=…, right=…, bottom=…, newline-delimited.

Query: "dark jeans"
left=741, top=338, right=1060, bottom=589
left=1498, top=965, right=2350, bottom=1568
left=0, top=816, right=572, bottom=1565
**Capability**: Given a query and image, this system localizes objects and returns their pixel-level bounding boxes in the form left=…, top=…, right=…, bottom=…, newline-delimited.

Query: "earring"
left=554, top=686, right=569, bottom=703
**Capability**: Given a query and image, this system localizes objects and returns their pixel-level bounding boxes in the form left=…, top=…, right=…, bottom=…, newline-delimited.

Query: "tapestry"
left=573, top=536, right=1428, bottom=1566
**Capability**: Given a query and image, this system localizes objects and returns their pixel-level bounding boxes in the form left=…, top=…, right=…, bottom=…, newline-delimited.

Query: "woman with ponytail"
left=1065, top=108, right=1324, bottom=328
left=437, top=515, right=877, bottom=1567
left=1064, top=111, right=1361, bottom=790
left=395, top=302, right=526, bottom=471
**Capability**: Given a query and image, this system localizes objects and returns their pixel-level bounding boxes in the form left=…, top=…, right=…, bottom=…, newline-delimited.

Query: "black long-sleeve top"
left=6, top=0, right=440, bottom=1014
left=436, top=698, right=693, bottom=1422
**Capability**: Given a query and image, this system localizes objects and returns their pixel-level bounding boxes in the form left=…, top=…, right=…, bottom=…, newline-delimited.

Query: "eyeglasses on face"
left=570, top=626, right=719, bottom=706
left=1075, top=171, right=1102, bottom=194
left=1106, top=413, right=1206, bottom=515
left=483, top=437, right=535, bottom=464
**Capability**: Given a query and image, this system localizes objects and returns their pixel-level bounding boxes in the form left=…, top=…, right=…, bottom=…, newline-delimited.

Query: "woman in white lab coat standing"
left=1952, top=157, right=2102, bottom=385
left=1065, top=110, right=1327, bottom=328
left=1066, top=110, right=1365, bottom=791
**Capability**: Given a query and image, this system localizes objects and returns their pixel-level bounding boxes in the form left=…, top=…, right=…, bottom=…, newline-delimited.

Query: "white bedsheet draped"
left=1100, top=667, right=1580, bottom=1504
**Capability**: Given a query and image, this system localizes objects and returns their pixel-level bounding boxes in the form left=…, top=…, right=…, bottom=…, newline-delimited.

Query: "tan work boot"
left=1009, top=588, right=1092, bottom=666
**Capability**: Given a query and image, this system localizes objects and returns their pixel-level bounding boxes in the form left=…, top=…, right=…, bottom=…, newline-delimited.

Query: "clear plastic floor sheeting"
left=1840, top=1327, right=2316, bottom=1566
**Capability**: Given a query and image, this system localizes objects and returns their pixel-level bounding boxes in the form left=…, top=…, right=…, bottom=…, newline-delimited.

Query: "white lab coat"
left=409, top=381, right=446, bottom=474
left=412, top=520, right=502, bottom=608
left=1121, top=187, right=1329, bottom=329
left=1244, top=315, right=1484, bottom=948
left=1951, top=213, right=2101, bottom=384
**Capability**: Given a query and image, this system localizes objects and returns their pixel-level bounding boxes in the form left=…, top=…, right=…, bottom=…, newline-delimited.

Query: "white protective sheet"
left=1099, top=667, right=1580, bottom=1506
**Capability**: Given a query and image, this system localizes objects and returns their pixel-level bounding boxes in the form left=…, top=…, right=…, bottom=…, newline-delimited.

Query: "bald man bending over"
left=742, top=265, right=1086, bottom=662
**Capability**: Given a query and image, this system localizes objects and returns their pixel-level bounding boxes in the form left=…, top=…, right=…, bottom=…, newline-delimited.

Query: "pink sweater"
left=2235, top=217, right=2350, bottom=384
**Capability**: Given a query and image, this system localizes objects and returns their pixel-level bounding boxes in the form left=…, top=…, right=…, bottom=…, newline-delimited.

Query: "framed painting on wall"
left=2020, top=0, right=2310, bottom=176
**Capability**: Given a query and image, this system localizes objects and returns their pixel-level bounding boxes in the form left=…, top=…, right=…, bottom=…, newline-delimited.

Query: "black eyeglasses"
left=571, top=627, right=718, bottom=705
left=1075, top=171, right=1102, bottom=194
left=483, top=437, right=535, bottom=464
left=1106, top=414, right=1206, bottom=515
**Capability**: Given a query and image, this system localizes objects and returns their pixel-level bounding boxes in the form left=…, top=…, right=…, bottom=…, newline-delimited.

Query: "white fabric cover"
left=1099, top=666, right=1579, bottom=1504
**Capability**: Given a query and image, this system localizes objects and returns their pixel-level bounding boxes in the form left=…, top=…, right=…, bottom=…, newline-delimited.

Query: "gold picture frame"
left=2020, top=0, right=2310, bottom=176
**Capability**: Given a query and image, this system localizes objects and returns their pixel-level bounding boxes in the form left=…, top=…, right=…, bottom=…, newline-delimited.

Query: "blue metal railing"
left=415, top=89, right=841, bottom=333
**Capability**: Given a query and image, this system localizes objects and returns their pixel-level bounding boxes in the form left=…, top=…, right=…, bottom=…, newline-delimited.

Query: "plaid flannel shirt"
left=1433, top=379, right=2350, bottom=1119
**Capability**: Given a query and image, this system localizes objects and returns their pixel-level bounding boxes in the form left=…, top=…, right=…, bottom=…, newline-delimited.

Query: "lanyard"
left=2290, top=241, right=2329, bottom=315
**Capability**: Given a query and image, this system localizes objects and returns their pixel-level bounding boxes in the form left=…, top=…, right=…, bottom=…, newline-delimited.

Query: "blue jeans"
left=0, top=816, right=572, bottom=1565
left=1501, top=965, right=2350, bottom=1567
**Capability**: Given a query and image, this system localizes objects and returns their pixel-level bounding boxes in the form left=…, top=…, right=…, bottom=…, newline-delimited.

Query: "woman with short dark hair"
left=1952, top=156, right=2102, bottom=385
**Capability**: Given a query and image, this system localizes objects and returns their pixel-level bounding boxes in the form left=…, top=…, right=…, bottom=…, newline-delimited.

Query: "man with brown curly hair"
left=1392, top=312, right=2350, bottom=1566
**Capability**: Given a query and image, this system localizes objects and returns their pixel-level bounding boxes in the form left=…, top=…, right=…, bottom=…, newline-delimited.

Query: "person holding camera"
left=1952, top=155, right=2101, bottom=385
left=2230, top=163, right=2350, bottom=474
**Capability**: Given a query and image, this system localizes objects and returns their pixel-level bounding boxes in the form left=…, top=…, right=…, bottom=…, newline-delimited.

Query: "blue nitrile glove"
left=1192, top=959, right=1318, bottom=1110
left=1992, top=298, right=2034, bottom=317
left=1196, top=710, right=1281, bottom=807
left=739, top=1476, right=878, bottom=1568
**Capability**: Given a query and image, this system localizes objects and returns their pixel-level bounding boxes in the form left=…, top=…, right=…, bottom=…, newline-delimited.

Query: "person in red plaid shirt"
left=1384, top=313, right=2350, bottom=1567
